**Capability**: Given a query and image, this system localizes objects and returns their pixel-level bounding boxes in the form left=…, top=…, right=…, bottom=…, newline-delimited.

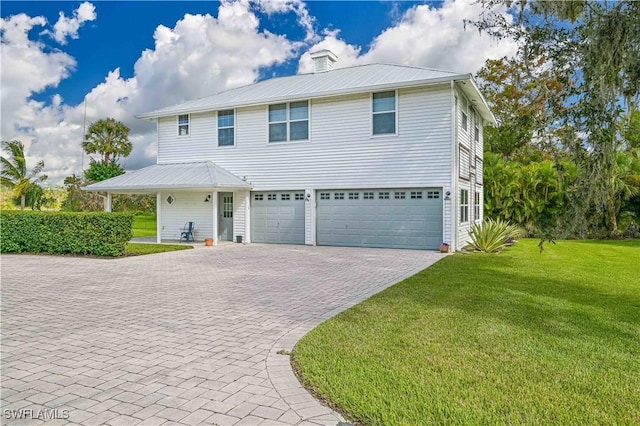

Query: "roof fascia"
left=135, top=74, right=472, bottom=120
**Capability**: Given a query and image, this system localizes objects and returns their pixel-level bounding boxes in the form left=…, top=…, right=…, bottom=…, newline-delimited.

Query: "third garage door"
left=316, top=188, right=443, bottom=250
left=251, top=191, right=305, bottom=244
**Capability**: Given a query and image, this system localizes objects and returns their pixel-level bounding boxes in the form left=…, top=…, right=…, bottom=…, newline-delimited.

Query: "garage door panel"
left=317, top=188, right=443, bottom=250
left=251, top=191, right=305, bottom=244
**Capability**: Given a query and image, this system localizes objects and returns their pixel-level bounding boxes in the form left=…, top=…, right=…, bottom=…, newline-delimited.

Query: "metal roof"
left=136, top=63, right=494, bottom=123
left=83, top=162, right=251, bottom=193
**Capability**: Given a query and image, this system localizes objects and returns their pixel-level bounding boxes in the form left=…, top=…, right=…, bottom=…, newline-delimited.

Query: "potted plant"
left=439, top=242, right=450, bottom=253
left=204, top=238, right=214, bottom=246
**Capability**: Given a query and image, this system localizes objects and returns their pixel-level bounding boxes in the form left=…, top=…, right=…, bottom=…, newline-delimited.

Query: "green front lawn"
left=294, top=239, right=640, bottom=425
left=125, top=242, right=192, bottom=256
left=132, top=213, right=156, bottom=237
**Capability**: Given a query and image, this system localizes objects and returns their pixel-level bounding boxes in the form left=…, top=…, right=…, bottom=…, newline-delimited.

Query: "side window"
left=460, top=189, right=469, bottom=223
left=461, top=98, right=468, bottom=132
left=218, top=110, right=234, bottom=146
left=178, top=114, right=189, bottom=136
left=474, top=191, right=481, bottom=221
left=372, top=91, right=396, bottom=135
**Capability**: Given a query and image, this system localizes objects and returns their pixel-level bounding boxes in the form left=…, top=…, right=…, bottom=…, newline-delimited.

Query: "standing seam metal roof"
left=83, top=162, right=251, bottom=192
left=136, top=63, right=477, bottom=120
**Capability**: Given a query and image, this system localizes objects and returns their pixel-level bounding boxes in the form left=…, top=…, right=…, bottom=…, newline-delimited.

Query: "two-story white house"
left=86, top=50, right=493, bottom=251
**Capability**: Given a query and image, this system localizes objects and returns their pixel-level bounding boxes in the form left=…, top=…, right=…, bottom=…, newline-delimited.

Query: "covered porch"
left=83, top=161, right=252, bottom=245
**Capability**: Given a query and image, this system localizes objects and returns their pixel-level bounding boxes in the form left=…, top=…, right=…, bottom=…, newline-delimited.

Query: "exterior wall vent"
left=310, top=50, right=338, bottom=73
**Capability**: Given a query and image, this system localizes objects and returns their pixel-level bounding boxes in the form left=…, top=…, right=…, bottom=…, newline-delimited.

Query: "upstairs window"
left=178, top=114, right=189, bottom=136
left=461, top=98, right=468, bottom=132
left=218, top=110, right=234, bottom=146
left=372, top=91, right=396, bottom=135
left=269, top=101, right=309, bottom=142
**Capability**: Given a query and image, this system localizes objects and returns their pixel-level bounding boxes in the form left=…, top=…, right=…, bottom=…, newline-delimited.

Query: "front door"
left=218, top=192, right=233, bottom=241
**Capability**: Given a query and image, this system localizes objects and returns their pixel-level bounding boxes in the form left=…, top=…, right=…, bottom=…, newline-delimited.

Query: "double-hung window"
left=474, top=191, right=481, bottom=221
left=218, top=110, right=234, bottom=146
left=268, top=101, right=309, bottom=143
left=178, top=114, right=189, bottom=136
left=372, top=91, right=396, bottom=135
left=460, top=189, right=469, bottom=223
left=461, top=98, right=468, bottom=132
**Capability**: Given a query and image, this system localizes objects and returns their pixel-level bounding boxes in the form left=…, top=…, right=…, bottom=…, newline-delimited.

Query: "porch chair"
left=180, top=221, right=195, bottom=242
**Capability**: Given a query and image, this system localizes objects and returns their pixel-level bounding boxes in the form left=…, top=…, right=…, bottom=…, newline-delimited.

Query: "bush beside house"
left=0, top=211, right=133, bottom=256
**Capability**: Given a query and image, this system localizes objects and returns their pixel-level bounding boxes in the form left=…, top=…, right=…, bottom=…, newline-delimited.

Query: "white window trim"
left=177, top=114, right=190, bottom=137
left=217, top=108, right=236, bottom=148
left=266, top=101, right=311, bottom=144
left=474, top=191, right=482, bottom=222
left=461, top=98, right=468, bottom=133
left=460, top=188, right=469, bottom=224
left=370, top=89, right=398, bottom=138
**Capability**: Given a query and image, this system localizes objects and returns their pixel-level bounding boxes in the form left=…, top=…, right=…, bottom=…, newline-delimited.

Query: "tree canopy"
left=82, top=118, right=132, bottom=166
left=0, top=140, right=48, bottom=210
left=474, top=0, right=640, bottom=237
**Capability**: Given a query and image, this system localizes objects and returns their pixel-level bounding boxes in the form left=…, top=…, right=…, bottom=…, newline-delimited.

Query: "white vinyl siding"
left=157, top=85, right=453, bottom=191
left=159, top=191, right=212, bottom=241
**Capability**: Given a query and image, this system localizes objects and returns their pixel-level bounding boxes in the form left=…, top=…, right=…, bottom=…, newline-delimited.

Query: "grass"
left=294, top=239, right=640, bottom=425
left=124, top=242, right=192, bottom=256
left=132, top=213, right=156, bottom=237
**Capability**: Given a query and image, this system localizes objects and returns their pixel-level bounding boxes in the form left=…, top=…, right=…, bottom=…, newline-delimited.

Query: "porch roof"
left=83, top=161, right=251, bottom=193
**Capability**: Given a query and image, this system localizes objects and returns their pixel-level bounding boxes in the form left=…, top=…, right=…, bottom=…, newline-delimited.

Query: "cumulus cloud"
left=299, top=0, right=517, bottom=74
left=48, top=2, right=96, bottom=45
left=2, top=0, right=517, bottom=185
left=0, top=12, right=77, bottom=164
left=1, top=1, right=306, bottom=184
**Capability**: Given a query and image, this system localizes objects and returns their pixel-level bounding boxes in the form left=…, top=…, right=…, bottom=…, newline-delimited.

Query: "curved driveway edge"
left=1, top=244, right=444, bottom=426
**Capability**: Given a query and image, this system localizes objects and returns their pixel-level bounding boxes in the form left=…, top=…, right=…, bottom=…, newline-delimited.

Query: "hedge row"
left=0, top=211, right=134, bottom=257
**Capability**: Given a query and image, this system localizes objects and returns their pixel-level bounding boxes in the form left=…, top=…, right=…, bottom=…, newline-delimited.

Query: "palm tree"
left=0, top=140, right=48, bottom=210
left=82, top=118, right=132, bottom=165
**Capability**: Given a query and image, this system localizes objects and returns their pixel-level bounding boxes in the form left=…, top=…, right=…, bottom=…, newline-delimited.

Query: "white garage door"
left=317, top=188, right=443, bottom=250
left=251, top=191, right=305, bottom=244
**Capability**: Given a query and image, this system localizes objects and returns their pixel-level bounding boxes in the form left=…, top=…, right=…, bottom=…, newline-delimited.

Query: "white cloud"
left=48, top=2, right=96, bottom=45
left=1, top=1, right=306, bottom=184
left=299, top=0, right=517, bottom=74
left=1, top=0, right=517, bottom=186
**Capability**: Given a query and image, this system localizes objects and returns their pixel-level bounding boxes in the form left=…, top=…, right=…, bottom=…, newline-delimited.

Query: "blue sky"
left=1, top=0, right=516, bottom=183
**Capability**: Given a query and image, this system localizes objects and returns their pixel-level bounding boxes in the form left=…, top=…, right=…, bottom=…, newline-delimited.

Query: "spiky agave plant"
left=465, top=218, right=523, bottom=253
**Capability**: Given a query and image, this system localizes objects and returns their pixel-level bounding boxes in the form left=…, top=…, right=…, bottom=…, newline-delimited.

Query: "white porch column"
left=211, top=191, right=218, bottom=246
left=244, top=191, right=251, bottom=243
left=105, top=193, right=112, bottom=212
left=156, top=192, right=162, bottom=244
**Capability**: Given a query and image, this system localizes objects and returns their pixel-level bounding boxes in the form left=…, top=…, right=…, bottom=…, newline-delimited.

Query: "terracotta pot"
left=439, top=243, right=450, bottom=253
left=205, top=238, right=214, bottom=246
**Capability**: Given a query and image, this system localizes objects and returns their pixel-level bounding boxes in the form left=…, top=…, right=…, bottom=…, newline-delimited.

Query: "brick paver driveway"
left=1, top=244, right=444, bottom=425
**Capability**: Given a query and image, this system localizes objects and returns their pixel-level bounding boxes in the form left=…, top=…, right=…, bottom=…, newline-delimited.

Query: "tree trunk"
left=20, top=194, right=25, bottom=210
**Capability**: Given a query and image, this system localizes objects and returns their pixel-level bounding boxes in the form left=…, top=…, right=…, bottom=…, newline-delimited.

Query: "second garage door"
left=251, top=191, right=305, bottom=244
left=317, top=188, right=443, bottom=250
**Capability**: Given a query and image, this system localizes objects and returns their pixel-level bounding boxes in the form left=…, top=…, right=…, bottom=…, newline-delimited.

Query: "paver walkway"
left=1, top=244, right=444, bottom=425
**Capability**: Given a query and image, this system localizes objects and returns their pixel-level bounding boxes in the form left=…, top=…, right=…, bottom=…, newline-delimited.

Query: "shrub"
left=465, top=218, right=523, bottom=253
left=0, top=211, right=133, bottom=256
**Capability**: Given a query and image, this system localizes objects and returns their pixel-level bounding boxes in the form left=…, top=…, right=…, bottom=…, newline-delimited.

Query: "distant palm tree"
left=82, top=118, right=131, bottom=165
left=1, top=140, right=48, bottom=210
